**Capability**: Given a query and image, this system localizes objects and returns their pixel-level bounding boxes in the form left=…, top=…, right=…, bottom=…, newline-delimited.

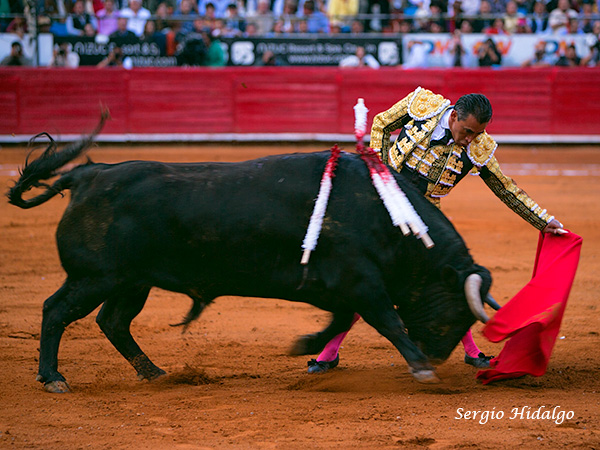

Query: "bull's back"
left=55, top=151, right=460, bottom=298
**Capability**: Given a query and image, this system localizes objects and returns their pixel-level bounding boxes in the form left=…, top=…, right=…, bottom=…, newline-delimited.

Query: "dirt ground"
left=0, top=142, right=598, bottom=449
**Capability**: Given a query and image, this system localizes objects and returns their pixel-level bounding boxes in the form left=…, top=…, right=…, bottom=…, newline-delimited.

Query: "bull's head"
left=397, top=264, right=494, bottom=363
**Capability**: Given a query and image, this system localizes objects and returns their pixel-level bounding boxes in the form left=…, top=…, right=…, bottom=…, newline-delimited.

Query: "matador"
left=307, top=87, right=564, bottom=374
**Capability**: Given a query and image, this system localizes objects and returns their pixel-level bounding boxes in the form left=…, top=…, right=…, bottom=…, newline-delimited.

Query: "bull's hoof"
left=44, top=380, right=72, bottom=393
left=137, top=368, right=166, bottom=381
left=289, top=333, right=321, bottom=356
left=410, top=369, right=441, bottom=384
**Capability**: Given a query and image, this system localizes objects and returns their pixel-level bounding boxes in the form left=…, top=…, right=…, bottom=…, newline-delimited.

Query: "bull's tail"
left=7, top=109, right=109, bottom=209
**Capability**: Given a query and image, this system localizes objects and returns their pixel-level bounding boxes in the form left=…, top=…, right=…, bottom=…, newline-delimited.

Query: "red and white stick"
left=354, top=98, right=434, bottom=249
left=301, top=144, right=341, bottom=264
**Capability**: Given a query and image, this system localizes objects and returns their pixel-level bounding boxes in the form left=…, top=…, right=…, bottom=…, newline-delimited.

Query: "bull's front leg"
left=360, top=307, right=440, bottom=384
left=289, top=310, right=357, bottom=355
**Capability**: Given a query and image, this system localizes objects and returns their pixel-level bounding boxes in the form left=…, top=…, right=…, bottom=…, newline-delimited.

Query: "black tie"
left=431, top=128, right=453, bottom=147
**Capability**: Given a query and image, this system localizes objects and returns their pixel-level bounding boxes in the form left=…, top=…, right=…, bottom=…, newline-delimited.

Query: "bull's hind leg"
left=289, top=310, right=357, bottom=355
left=95, top=286, right=165, bottom=381
left=37, top=278, right=112, bottom=393
left=359, top=306, right=440, bottom=384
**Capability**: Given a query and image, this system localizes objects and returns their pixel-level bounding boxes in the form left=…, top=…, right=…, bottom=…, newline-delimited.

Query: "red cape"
left=476, top=231, right=582, bottom=384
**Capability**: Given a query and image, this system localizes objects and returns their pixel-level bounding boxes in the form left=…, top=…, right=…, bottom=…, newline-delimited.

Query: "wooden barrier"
left=1, top=67, right=599, bottom=141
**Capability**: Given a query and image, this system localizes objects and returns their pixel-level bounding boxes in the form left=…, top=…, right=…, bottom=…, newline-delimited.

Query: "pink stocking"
left=316, top=313, right=361, bottom=362
left=461, top=329, right=482, bottom=358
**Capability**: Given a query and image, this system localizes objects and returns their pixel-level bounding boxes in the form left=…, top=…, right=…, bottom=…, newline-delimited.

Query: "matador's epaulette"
left=466, top=132, right=498, bottom=168
left=407, top=87, right=451, bottom=121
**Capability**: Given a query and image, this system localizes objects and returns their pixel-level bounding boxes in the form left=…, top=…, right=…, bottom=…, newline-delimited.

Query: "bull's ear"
left=441, top=265, right=460, bottom=289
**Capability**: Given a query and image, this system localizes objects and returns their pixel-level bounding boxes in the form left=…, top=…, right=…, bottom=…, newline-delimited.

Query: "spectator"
left=243, top=21, right=258, bottom=35
left=6, top=16, right=28, bottom=38
left=256, top=49, right=286, bottom=65
left=555, top=43, right=581, bottom=65
left=120, top=0, right=151, bottom=36
left=503, top=0, right=525, bottom=33
left=363, top=0, right=390, bottom=32
left=147, top=0, right=176, bottom=13
left=96, top=0, right=120, bottom=37
left=154, top=2, right=175, bottom=32
left=176, top=18, right=207, bottom=65
left=472, top=0, right=494, bottom=32
left=339, top=45, right=380, bottom=68
left=173, top=0, right=197, bottom=34
left=327, top=0, right=359, bottom=31
left=199, top=0, right=230, bottom=17
left=459, top=18, right=474, bottom=33
left=0, top=0, right=24, bottom=33
left=86, top=0, right=105, bottom=13
left=97, top=44, right=132, bottom=66
left=521, top=39, right=556, bottom=65
left=267, top=18, right=287, bottom=34
left=204, top=2, right=219, bottom=30
left=203, top=30, right=226, bottom=65
left=294, top=17, right=309, bottom=32
left=488, top=0, right=508, bottom=13
left=581, top=21, right=600, bottom=65
left=548, top=0, right=577, bottom=34
left=49, top=41, right=80, bottom=67
left=83, top=22, right=97, bottom=36
left=140, top=19, right=167, bottom=54
left=515, top=17, right=531, bottom=32
left=0, top=41, right=31, bottom=66
left=279, top=0, right=297, bottom=33
left=110, top=16, right=137, bottom=37
left=477, top=37, right=502, bottom=65
left=529, top=1, right=549, bottom=33
left=224, top=2, right=245, bottom=35
left=301, top=0, right=329, bottom=33
left=485, top=17, right=507, bottom=33
left=37, top=15, right=53, bottom=34
left=452, top=0, right=481, bottom=16
left=66, top=0, right=98, bottom=36
left=568, top=16, right=582, bottom=33
left=445, top=29, right=469, bottom=66
left=579, top=1, right=595, bottom=33
left=403, top=40, right=429, bottom=68
left=246, top=0, right=275, bottom=35
left=349, top=18, right=364, bottom=33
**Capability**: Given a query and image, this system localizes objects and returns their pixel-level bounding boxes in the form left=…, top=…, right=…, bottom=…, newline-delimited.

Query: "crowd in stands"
left=1, top=0, right=600, bottom=66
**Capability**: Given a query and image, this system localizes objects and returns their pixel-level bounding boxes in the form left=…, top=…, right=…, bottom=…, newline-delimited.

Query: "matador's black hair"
left=455, top=93, right=493, bottom=124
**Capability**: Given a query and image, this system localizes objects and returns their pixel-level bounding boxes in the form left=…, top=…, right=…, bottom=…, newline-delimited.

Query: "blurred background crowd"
left=1, top=0, right=599, bottom=66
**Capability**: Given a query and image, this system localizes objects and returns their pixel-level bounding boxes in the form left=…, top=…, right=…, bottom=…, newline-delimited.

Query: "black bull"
left=8, top=118, right=493, bottom=393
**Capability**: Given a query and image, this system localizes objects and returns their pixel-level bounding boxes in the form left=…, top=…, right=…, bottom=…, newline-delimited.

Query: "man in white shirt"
left=120, top=0, right=151, bottom=37
left=339, top=46, right=380, bottom=68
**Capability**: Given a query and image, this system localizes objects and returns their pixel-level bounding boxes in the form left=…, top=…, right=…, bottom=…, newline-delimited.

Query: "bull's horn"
left=485, top=294, right=502, bottom=311
left=465, top=274, right=489, bottom=324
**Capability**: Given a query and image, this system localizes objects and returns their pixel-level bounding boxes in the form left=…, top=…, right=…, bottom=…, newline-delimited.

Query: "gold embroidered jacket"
left=370, top=87, right=554, bottom=230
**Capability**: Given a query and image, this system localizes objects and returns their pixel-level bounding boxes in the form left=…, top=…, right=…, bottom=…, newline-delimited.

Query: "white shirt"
left=339, top=54, right=380, bottom=69
left=430, top=108, right=454, bottom=144
left=120, top=6, right=151, bottom=37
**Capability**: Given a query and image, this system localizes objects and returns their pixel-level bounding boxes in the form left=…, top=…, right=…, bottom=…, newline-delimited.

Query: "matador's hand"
left=543, top=219, right=567, bottom=234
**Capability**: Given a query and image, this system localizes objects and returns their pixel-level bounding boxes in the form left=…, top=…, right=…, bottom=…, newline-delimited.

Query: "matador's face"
left=448, top=110, right=488, bottom=147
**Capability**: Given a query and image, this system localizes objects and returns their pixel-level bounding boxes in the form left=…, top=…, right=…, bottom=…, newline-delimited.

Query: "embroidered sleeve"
left=369, top=92, right=413, bottom=162
left=480, top=156, right=555, bottom=230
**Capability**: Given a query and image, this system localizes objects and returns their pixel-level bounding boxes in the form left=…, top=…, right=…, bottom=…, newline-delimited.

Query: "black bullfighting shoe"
left=464, top=352, right=494, bottom=369
left=307, top=354, right=340, bottom=374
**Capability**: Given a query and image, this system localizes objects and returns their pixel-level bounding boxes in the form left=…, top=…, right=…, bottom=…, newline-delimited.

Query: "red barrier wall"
left=1, top=67, right=599, bottom=140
